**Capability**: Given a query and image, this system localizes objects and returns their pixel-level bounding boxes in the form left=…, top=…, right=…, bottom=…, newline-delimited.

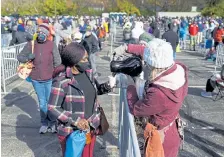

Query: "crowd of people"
left=122, top=16, right=224, bottom=60
left=1, top=14, right=224, bottom=157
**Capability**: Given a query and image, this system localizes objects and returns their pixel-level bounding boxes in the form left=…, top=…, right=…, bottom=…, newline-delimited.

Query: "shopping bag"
left=17, top=40, right=34, bottom=79
left=65, top=130, right=86, bottom=157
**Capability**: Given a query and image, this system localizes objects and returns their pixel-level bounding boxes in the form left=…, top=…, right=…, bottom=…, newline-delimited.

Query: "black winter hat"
left=61, top=42, right=85, bottom=67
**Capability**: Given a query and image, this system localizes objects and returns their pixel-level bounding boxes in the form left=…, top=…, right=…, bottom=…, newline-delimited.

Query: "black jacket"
left=162, top=30, right=179, bottom=52
left=10, top=31, right=33, bottom=46
left=83, top=34, right=99, bottom=54
left=151, top=23, right=160, bottom=38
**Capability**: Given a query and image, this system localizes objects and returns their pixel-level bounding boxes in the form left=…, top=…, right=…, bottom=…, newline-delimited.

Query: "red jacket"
left=189, top=24, right=199, bottom=36
left=215, top=29, right=224, bottom=42
left=127, top=62, right=188, bottom=157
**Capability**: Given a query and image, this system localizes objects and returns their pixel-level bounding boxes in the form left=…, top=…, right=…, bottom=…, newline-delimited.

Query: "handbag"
left=17, top=40, right=34, bottom=79
left=65, top=130, right=86, bottom=157
left=97, top=106, right=109, bottom=135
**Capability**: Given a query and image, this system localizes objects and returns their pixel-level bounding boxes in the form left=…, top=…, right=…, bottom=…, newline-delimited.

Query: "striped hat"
left=38, top=23, right=50, bottom=36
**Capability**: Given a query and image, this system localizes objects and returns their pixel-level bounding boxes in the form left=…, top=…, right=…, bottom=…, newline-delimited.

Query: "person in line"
left=214, top=24, right=224, bottom=49
left=150, top=22, right=160, bottom=38
left=162, top=23, right=179, bottom=59
left=17, top=23, right=61, bottom=134
left=82, top=26, right=99, bottom=78
left=9, top=25, right=33, bottom=46
left=126, top=38, right=188, bottom=157
left=201, top=64, right=224, bottom=98
left=47, top=42, right=116, bottom=157
left=189, top=21, right=199, bottom=51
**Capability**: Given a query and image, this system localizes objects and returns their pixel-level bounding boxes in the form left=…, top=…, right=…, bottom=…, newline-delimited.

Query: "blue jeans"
left=89, top=53, right=97, bottom=76
left=32, top=79, right=52, bottom=126
left=173, top=51, right=176, bottom=60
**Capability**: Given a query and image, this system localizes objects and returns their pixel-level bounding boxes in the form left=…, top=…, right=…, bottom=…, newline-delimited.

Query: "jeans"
left=32, top=79, right=52, bottom=126
left=180, top=36, right=186, bottom=49
left=190, top=35, right=197, bottom=50
left=173, top=51, right=176, bottom=60
left=89, top=53, right=97, bottom=76
left=197, top=32, right=203, bottom=44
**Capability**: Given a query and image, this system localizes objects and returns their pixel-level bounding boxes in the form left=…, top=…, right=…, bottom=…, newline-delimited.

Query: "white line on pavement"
left=188, top=86, right=205, bottom=88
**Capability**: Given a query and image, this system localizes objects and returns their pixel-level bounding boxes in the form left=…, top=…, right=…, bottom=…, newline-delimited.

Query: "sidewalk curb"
left=1, top=89, right=35, bottom=111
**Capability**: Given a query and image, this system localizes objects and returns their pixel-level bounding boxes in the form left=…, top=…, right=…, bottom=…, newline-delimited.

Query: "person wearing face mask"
left=47, top=42, right=116, bottom=157
left=127, top=38, right=188, bottom=157
left=17, top=23, right=62, bottom=134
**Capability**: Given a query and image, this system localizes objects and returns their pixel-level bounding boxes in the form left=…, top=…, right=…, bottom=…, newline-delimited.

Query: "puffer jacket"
left=127, top=62, right=188, bottom=157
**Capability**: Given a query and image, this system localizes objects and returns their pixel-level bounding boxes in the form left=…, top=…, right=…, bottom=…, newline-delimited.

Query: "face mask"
left=37, top=32, right=47, bottom=43
left=76, top=62, right=91, bottom=72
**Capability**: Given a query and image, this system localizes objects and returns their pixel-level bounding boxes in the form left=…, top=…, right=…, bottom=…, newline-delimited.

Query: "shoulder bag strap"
left=31, top=40, right=34, bottom=54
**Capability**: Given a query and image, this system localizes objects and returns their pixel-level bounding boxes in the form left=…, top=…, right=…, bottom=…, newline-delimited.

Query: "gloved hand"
left=28, top=53, right=35, bottom=61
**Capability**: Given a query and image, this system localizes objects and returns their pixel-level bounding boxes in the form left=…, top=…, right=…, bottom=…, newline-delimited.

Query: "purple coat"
left=127, top=62, right=188, bottom=157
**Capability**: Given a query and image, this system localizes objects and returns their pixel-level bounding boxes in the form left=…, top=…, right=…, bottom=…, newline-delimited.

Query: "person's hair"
left=148, top=65, right=169, bottom=81
left=60, top=42, right=85, bottom=67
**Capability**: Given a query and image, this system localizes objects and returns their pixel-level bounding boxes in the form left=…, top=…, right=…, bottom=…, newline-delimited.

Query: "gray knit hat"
left=38, top=23, right=50, bottom=36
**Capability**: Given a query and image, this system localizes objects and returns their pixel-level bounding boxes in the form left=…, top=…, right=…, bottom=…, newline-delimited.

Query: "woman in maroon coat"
left=126, top=38, right=188, bottom=157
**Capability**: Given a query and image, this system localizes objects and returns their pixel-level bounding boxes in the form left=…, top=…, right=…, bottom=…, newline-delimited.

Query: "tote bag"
left=17, top=41, right=34, bottom=79
left=65, top=130, right=86, bottom=157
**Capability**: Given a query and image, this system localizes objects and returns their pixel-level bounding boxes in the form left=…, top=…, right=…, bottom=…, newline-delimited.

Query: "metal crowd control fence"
left=1, top=42, right=27, bottom=94
left=1, top=33, right=12, bottom=47
left=118, top=74, right=141, bottom=157
left=215, top=43, right=224, bottom=72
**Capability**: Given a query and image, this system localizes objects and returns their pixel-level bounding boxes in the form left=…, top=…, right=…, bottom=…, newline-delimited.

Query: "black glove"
left=28, top=53, right=35, bottom=61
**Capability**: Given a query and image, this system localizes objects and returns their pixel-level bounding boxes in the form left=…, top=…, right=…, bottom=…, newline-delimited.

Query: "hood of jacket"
left=151, top=62, right=188, bottom=103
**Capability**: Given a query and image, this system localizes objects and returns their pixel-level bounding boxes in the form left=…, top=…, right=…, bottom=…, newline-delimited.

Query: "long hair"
left=147, top=65, right=169, bottom=81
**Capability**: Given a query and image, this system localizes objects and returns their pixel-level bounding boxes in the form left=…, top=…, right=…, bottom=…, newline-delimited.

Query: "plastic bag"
left=65, top=130, right=86, bottom=157
left=135, top=77, right=146, bottom=100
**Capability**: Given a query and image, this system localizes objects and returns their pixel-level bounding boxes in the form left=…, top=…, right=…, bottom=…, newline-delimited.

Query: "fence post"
left=1, top=51, right=6, bottom=93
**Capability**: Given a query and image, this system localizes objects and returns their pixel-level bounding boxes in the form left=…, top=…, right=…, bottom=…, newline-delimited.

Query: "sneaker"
left=39, top=125, right=48, bottom=134
left=201, top=91, right=212, bottom=98
left=48, top=125, right=57, bottom=133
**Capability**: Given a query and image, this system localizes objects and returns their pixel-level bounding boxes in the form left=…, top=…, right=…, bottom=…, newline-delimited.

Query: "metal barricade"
left=1, top=42, right=27, bottom=93
left=1, top=33, right=12, bottom=47
left=215, top=43, right=224, bottom=72
left=118, top=74, right=141, bottom=157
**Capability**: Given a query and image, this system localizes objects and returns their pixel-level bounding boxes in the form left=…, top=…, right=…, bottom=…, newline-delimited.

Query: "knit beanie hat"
left=143, top=38, right=174, bottom=68
left=61, top=42, right=85, bottom=67
left=17, top=25, right=25, bottom=32
left=139, top=32, right=154, bottom=46
left=38, top=23, right=50, bottom=36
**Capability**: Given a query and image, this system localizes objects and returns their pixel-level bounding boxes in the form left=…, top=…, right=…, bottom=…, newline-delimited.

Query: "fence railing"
left=1, top=33, right=12, bottom=47
left=118, top=74, right=141, bottom=157
left=1, top=42, right=27, bottom=94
